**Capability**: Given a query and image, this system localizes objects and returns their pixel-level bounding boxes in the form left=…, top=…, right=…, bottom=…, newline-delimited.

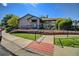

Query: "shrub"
left=5, top=27, right=13, bottom=33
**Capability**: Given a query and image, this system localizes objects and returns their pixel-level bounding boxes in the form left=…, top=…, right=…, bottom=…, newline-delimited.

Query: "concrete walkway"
left=1, top=31, right=40, bottom=56
left=0, top=44, right=15, bottom=56
left=37, top=35, right=79, bottom=56
left=54, top=45, right=79, bottom=56
left=37, top=35, right=53, bottom=44
left=2, top=30, right=79, bottom=56
left=1, top=31, right=54, bottom=56
left=2, top=31, right=33, bottom=48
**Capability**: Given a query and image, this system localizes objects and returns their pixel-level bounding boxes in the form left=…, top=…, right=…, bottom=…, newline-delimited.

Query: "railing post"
left=54, top=35, right=55, bottom=44
left=53, top=31, right=55, bottom=44
left=67, top=30, right=68, bottom=38
left=35, top=31, right=36, bottom=41
left=59, top=38, right=64, bottom=48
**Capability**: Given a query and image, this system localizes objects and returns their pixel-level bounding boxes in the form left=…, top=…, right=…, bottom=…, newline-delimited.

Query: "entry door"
left=32, top=23, right=37, bottom=29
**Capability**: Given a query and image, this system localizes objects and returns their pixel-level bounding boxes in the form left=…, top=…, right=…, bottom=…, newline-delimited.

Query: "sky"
left=0, top=3, right=79, bottom=22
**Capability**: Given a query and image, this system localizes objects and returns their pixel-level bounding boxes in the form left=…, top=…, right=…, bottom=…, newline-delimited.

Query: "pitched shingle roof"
left=19, top=14, right=41, bottom=20
left=42, top=18, right=56, bottom=21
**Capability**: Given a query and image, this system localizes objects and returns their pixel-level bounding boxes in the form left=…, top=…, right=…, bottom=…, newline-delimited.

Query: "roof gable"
left=19, top=14, right=41, bottom=20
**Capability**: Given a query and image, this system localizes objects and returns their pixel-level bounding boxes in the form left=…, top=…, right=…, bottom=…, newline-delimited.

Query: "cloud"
left=2, top=3, right=7, bottom=7
left=30, top=3, right=38, bottom=8
left=23, top=3, right=39, bottom=8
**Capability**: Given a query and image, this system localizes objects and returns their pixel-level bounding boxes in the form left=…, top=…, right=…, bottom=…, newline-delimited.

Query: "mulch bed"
left=11, top=29, right=79, bottom=35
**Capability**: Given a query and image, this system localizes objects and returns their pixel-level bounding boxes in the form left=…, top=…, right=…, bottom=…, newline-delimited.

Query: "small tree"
left=7, top=16, right=19, bottom=28
left=56, top=18, right=64, bottom=29
left=58, top=18, right=72, bottom=30
left=1, top=14, right=14, bottom=28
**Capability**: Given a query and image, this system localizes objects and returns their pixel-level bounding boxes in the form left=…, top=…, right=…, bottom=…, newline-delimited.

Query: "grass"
left=11, top=33, right=42, bottom=40
left=11, top=32, right=79, bottom=48
left=55, top=37, right=79, bottom=48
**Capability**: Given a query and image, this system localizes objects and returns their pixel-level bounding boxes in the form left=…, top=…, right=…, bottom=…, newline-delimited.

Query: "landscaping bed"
left=11, top=33, right=42, bottom=40
left=55, top=37, right=79, bottom=48
left=11, top=29, right=79, bottom=35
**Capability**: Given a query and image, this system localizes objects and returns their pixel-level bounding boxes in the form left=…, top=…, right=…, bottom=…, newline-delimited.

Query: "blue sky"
left=0, top=3, right=79, bottom=22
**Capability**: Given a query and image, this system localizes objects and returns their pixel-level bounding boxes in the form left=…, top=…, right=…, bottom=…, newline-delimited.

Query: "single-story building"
left=18, top=14, right=56, bottom=29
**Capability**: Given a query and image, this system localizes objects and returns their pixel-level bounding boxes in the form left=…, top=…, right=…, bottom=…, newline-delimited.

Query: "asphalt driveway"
left=0, top=42, right=15, bottom=56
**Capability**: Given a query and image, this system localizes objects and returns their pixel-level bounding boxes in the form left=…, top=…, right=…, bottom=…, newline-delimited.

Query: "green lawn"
left=55, top=37, right=79, bottom=48
left=11, top=33, right=42, bottom=40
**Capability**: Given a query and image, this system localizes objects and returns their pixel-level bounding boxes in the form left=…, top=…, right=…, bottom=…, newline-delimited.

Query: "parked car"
left=0, top=28, right=3, bottom=41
